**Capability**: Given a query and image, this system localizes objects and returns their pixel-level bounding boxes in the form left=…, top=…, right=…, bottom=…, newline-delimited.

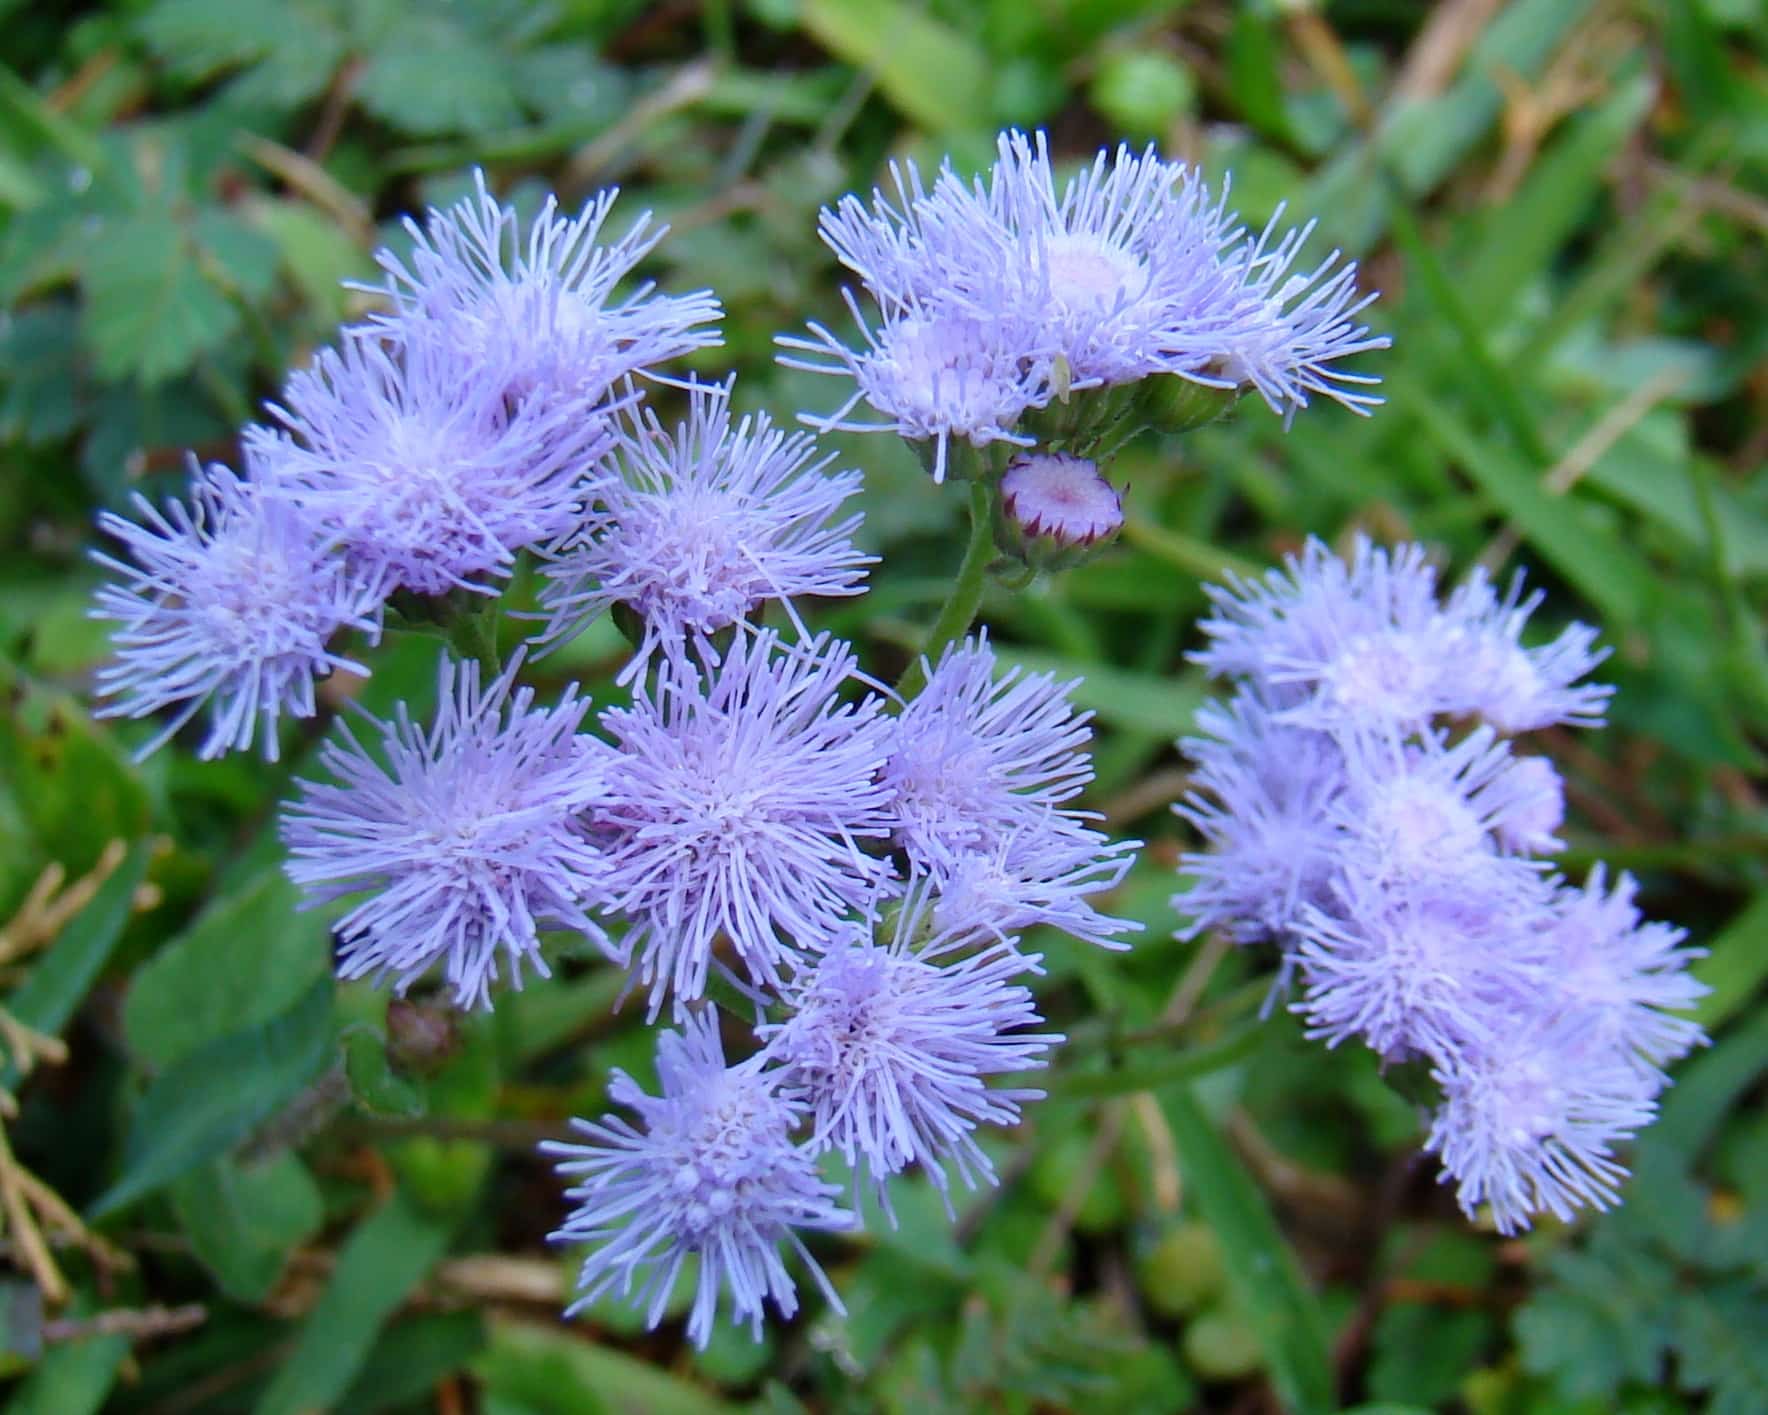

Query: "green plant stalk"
left=897, top=477, right=996, bottom=696
left=448, top=604, right=503, bottom=680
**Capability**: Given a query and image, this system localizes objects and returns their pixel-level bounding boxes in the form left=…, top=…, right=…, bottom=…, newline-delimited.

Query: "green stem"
left=448, top=603, right=503, bottom=681
left=897, top=478, right=996, bottom=697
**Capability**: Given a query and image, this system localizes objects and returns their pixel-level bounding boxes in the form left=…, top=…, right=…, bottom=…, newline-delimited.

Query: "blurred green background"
left=2, top=0, right=1765, bottom=1411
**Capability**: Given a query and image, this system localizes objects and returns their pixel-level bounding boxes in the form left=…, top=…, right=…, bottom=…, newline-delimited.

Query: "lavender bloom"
left=780, top=302, right=1050, bottom=482
left=932, top=820, right=1141, bottom=952
left=1545, top=867, right=1708, bottom=1077
left=596, top=632, right=895, bottom=1018
left=545, top=1009, right=850, bottom=1347
left=1193, top=536, right=1609, bottom=737
left=538, top=378, right=873, bottom=672
left=1331, top=726, right=1565, bottom=887
left=1174, top=689, right=1347, bottom=947
left=758, top=888, right=1059, bottom=1212
left=781, top=129, right=1387, bottom=467
left=280, top=655, right=608, bottom=1009
left=885, top=636, right=1095, bottom=872
left=91, top=461, right=383, bottom=762
left=359, top=169, right=721, bottom=410
left=251, top=324, right=605, bottom=598
left=1291, top=863, right=1555, bottom=1060
left=998, top=453, right=1124, bottom=563
left=1425, top=1019, right=1658, bottom=1234
left=1442, top=567, right=1613, bottom=732
left=1177, top=538, right=1703, bottom=1232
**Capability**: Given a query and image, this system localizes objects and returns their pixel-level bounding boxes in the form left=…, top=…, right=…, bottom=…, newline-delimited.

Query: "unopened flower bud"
left=995, top=453, right=1124, bottom=573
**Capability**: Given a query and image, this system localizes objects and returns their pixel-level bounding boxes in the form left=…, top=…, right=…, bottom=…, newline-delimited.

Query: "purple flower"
left=1193, top=537, right=1450, bottom=729
left=999, top=453, right=1124, bottom=556
left=781, top=129, right=1388, bottom=466
left=359, top=169, right=721, bottom=410
left=538, top=378, right=873, bottom=674
left=932, top=820, right=1141, bottom=952
left=1425, top=1017, right=1657, bottom=1234
left=885, top=636, right=1095, bottom=873
left=1291, top=863, right=1555, bottom=1060
left=779, top=302, right=1049, bottom=482
left=279, top=654, right=608, bottom=1009
left=1174, top=689, right=1348, bottom=948
left=1192, top=536, right=1609, bottom=737
left=1331, top=726, right=1564, bottom=887
left=1543, top=867, right=1708, bottom=1078
left=545, top=1009, right=850, bottom=1347
left=1441, top=566, right=1613, bottom=732
left=757, top=886, right=1059, bottom=1213
left=595, top=631, right=896, bottom=1018
left=90, top=460, right=383, bottom=761
left=251, top=323, right=606, bottom=598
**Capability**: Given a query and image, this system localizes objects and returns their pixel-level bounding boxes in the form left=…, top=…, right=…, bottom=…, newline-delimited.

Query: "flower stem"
left=448, top=602, right=503, bottom=681
left=899, top=478, right=995, bottom=697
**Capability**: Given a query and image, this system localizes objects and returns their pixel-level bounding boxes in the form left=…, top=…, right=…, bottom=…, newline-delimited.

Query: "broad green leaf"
left=800, top=0, right=990, bottom=133
left=475, top=1316, right=736, bottom=1415
left=137, top=0, right=312, bottom=80
left=5, top=1329, right=128, bottom=1415
left=79, top=211, right=239, bottom=384
left=171, top=1153, right=325, bottom=1303
left=91, top=974, right=336, bottom=1217
left=357, top=16, right=525, bottom=137
left=123, top=868, right=331, bottom=1071
left=0, top=840, right=151, bottom=1093
left=1159, top=1088, right=1334, bottom=1415
left=247, top=194, right=371, bottom=323
left=254, top=1188, right=461, bottom=1415
left=1044, top=1025, right=1262, bottom=1101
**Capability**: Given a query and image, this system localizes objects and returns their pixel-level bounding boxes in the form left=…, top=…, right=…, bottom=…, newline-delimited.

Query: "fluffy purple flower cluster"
left=91, top=172, right=722, bottom=760
left=1176, top=537, right=1706, bottom=1233
left=90, top=152, right=1150, bottom=1348
left=781, top=129, right=1389, bottom=479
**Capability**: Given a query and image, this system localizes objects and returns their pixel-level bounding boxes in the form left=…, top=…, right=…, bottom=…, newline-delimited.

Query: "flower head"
left=932, top=819, right=1141, bottom=952
left=1192, top=536, right=1609, bottom=737
left=538, top=378, right=872, bottom=673
left=279, top=654, right=608, bottom=1009
left=91, top=460, right=383, bottom=761
left=360, top=169, right=721, bottom=410
left=781, top=129, right=1388, bottom=469
left=595, top=632, right=895, bottom=1018
left=254, top=323, right=605, bottom=597
left=885, top=636, right=1095, bottom=873
left=758, top=887, right=1058, bottom=1213
left=998, top=453, right=1124, bottom=568
left=1425, top=1018, right=1657, bottom=1234
left=545, top=1009, right=850, bottom=1347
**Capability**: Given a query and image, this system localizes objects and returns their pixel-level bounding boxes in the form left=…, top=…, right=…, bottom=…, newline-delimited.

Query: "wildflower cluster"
left=90, top=144, right=1182, bottom=1348
left=781, top=128, right=1389, bottom=484
left=1176, top=537, right=1707, bottom=1232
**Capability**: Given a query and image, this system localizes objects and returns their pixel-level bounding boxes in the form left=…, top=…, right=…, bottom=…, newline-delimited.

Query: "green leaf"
left=357, top=17, right=524, bottom=137
left=171, top=1153, right=324, bottom=1303
left=1159, top=1088, right=1334, bottom=1415
left=254, top=1188, right=461, bottom=1415
left=137, top=0, right=312, bottom=80
left=1044, top=1025, right=1263, bottom=1101
left=800, top=0, right=991, bottom=133
left=343, top=1028, right=426, bottom=1118
left=79, top=211, right=239, bottom=384
left=336, top=1311, right=488, bottom=1415
left=999, top=650, right=1207, bottom=737
left=247, top=194, right=370, bottom=323
left=0, top=303, right=82, bottom=445
left=1395, top=379, right=1647, bottom=626
left=475, top=1316, right=737, bottom=1415
left=0, top=840, right=151, bottom=1093
left=4, top=1329, right=129, bottom=1415
left=90, top=974, right=336, bottom=1217
left=1692, top=893, right=1768, bottom=1030
left=123, top=868, right=331, bottom=1071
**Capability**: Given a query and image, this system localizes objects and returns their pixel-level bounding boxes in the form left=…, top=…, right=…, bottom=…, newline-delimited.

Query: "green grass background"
left=1, top=1, right=1765, bottom=1411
